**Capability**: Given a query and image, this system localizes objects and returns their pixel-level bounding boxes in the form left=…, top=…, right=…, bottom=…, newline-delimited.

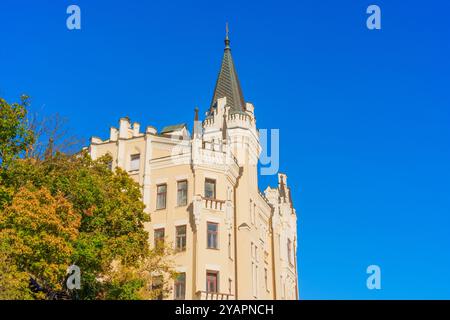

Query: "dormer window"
left=129, top=154, right=140, bottom=171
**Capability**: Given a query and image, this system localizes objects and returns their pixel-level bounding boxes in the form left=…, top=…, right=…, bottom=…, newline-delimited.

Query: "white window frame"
left=177, top=180, right=188, bottom=206
left=129, top=154, right=140, bottom=171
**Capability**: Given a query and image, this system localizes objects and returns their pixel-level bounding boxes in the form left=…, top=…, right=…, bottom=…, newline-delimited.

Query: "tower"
left=88, top=25, right=299, bottom=300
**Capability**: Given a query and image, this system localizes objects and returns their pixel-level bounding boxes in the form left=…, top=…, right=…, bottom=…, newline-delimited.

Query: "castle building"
left=89, top=29, right=299, bottom=300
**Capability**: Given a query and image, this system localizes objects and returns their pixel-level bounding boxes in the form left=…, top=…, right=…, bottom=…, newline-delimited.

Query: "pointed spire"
left=225, top=22, right=230, bottom=49
left=209, top=23, right=246, bottom=113
left=194, top=106, right=199, bottom=121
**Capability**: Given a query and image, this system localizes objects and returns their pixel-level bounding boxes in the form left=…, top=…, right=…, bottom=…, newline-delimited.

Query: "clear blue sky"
left=1, top=0, right=449, bottom=299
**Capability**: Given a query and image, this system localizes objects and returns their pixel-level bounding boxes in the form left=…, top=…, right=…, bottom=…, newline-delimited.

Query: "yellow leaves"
left=0, top=250, right=33, bottom=300
left=1, top=151, right=171, bottom=299
left=0, top=185, right=81, bottom=292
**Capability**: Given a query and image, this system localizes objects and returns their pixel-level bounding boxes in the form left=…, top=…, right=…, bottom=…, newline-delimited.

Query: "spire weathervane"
left=225, top=22, right=230, bottom=49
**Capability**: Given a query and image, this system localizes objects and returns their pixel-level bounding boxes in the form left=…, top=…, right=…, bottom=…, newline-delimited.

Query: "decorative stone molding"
left=225, top=199, right=233, bottom=231
left=193, top=194, right=203, bottom=226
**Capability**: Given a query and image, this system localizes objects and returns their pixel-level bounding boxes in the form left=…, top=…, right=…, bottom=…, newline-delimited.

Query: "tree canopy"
left=0, top=96, right=174, bottom=300
left=0, top=96, right=34, bottom=168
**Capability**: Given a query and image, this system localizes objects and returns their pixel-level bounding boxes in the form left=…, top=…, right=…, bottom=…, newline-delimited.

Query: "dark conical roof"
left=209, top=26, right=245, bottom=113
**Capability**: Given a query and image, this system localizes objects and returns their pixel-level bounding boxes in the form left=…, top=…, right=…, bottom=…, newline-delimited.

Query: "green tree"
left=0, top=96, right=34, bottom=168
left=0, top=185, right=80, bottom=299
left=0, top=95, right=174, bottom=299
left=1, top=153, right=174, bottom=299
left=0, top=247, right=33, bottom=300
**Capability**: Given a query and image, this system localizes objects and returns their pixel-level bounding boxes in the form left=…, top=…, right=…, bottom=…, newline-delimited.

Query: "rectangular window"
left=206, top=271, right=218, bottom=293
left=204, top=179, right=216, bottom=199
left=177, top=180, right=188, bottom=206
left=156, top=184, right=167, bottom=209
left=130, top=154, right=140, bottom=171
left=154, top=228, right=165, bottom=248
left=207, top=222, right=218, bottom=249
left=174, top=273, right=186, bottom=300
left=152, top=275, right=163, bottom=300
left=175, top=225, right=187, bottom=251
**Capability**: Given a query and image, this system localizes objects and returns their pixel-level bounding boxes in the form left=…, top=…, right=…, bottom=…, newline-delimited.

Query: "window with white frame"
left=129, top=154, right=140, bottom=171
left=206, top=271, right=219, bottom=293
left=174, top=273, right=186, bottom=300
left=156, top=184, right=167, bottom=210
left=207, top=222, right=218, bottom=249
left=177, top=180, right=188, bottom=206
left=204, top=179, right=216, bottom=199
left=154, top=228, right=165, bottom=248
left=175, top=225, right=187, bottom=251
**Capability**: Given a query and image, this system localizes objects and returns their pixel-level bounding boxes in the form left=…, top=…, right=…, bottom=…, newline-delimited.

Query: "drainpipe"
left=190, top=119, right=198, bottom=299
left=233, top=167, right=243, bottom=300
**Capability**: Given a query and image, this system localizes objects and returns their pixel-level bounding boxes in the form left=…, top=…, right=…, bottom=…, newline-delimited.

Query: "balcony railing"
left=202, top=197, right=225, bottom=211
left=196, top=291, right=234, bottom=300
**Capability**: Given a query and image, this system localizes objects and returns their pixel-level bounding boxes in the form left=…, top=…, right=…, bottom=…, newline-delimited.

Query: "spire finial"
left=225, top=22, right=230, bottom=49
left=194, top=106, right=199, bottom=121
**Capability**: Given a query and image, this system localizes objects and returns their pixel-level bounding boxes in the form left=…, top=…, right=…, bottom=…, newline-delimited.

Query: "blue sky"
left=1, top=0, right=449, bottom=299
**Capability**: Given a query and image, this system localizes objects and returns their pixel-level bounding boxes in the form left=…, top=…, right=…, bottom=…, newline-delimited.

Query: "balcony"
left=196, top=291, right=234, bottom=300
left=202, top=197, right=225, bottom=211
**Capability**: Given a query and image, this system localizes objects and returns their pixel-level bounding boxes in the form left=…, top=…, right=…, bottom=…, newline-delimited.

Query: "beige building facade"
left=89, top=31, right=299, bottom=300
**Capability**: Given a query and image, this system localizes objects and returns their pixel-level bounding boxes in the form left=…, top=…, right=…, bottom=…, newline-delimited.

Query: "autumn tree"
left=0, top=95, right=174, bottom=299
left=0, top=186, right=80, bottom=299
left=0, top=246, right=33, bottom=300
